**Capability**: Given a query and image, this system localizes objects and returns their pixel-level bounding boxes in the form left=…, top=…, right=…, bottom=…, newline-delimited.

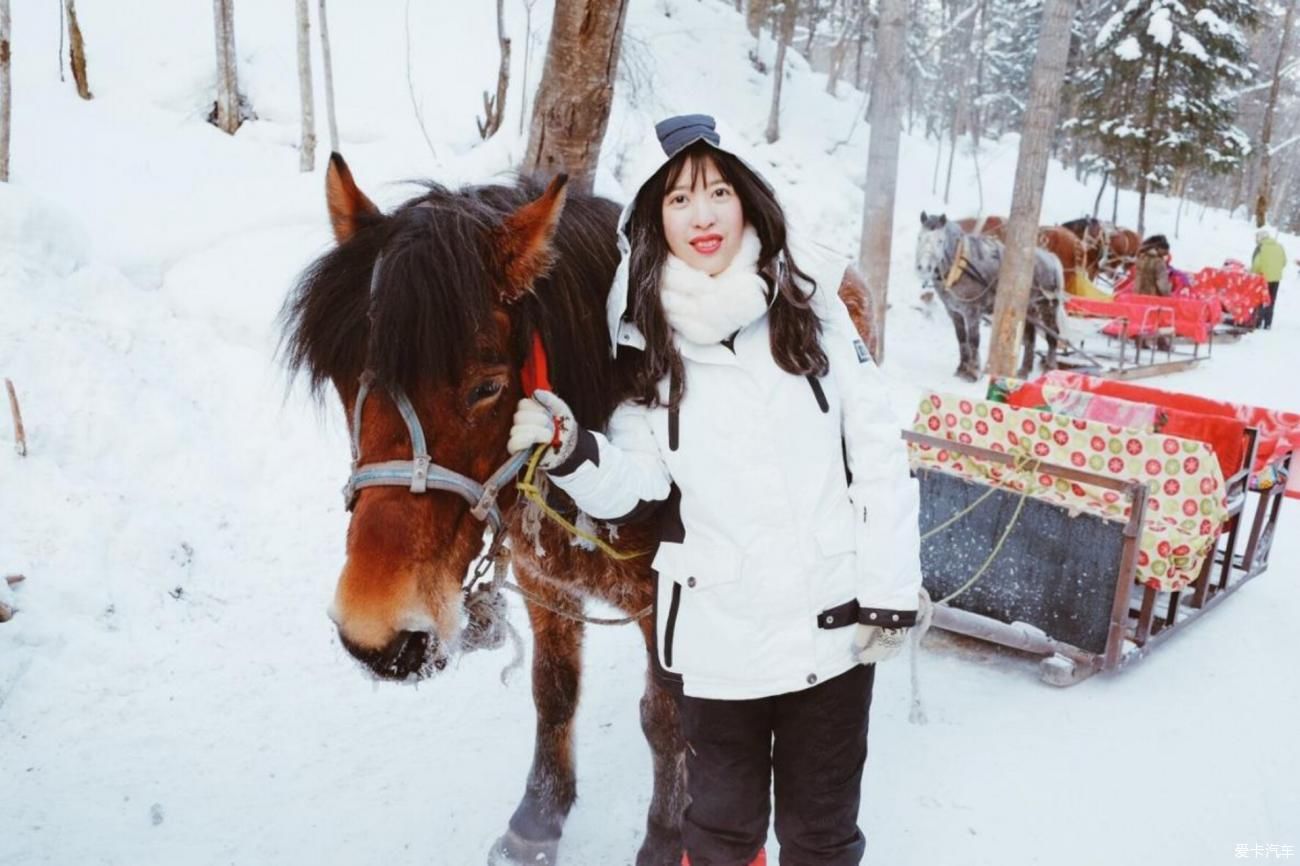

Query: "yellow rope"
left=516, top=444, right=647, bottom=561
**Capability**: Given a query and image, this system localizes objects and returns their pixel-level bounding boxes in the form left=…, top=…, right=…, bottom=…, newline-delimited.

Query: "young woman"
left=507, top=114, right=923, bottom=866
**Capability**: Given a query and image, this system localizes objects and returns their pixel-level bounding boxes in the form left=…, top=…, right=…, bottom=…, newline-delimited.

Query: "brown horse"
left=281, top=154, right=685, bottom=866
left=1060, top=217, right=1107, bottom=279
left=1036, top=226, right=1088, bottom=294
left=1103, top=226, right=1141, bottom=277
left=956, top=214, right=1006, bottom=239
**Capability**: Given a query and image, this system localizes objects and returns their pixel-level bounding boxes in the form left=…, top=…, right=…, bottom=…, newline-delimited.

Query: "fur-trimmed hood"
left=606, top=114, right=778, bottom=358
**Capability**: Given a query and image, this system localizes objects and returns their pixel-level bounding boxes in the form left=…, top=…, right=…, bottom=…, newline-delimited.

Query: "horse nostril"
left=338, top=628, right=438, bottom=680
left=394, top=630, right=430, bottom=675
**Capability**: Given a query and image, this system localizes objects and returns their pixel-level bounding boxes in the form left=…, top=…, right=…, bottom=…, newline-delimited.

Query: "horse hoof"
left=955, top=367, right=979, bottom=383
left=489, top=830, right=560, bottom=866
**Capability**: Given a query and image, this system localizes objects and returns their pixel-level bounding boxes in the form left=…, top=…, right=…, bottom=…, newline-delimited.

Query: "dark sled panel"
left=917, top=468, right=1127, bottom=657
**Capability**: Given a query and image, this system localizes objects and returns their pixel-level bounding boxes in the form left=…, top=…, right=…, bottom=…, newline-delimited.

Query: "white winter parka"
left=547, top=119, right=922, bottom=700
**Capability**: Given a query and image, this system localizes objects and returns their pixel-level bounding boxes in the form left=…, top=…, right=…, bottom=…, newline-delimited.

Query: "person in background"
left=1133, top=234, right=1172, bottom=298
left=1251, top=228, right=1287, bottom=329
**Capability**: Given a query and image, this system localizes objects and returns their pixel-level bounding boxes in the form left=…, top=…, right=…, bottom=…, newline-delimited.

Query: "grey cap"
left=654, top=114, right=721, bottom=160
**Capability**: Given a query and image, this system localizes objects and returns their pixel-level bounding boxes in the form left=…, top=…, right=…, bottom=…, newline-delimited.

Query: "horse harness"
left=942, top=234, right=996, bottom=304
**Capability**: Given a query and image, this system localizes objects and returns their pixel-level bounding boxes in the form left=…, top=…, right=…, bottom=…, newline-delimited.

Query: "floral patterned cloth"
left=911, top=392, right=1228, bottom=592
left=991, top=377, right=1248, bottom=483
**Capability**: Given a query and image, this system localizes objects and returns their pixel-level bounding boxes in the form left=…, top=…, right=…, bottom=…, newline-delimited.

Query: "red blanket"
left=1002, top=378, right=1246, bottom=480
left=1188, top=265, right=1271, bottom=326
left=1041, top=372, right=1300, bottom=498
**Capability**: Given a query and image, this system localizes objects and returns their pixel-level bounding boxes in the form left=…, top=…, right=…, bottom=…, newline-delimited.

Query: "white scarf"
left=660, top=225, right=770, bottom=346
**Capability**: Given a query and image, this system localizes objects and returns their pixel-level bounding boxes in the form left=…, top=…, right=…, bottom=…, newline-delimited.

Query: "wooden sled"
left=904, top=414, right=1284, bottom=687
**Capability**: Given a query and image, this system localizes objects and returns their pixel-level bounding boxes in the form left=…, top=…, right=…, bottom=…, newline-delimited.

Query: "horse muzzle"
left=338, top=628, right=450, bottom=681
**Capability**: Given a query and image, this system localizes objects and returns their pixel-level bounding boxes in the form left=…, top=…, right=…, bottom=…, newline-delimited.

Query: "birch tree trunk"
left=212, top=0, right=242, bottom=134
left=765, top=0, right=798, bottom=144
left=0, top=0, right=9, bottom=183
left=318, top=0, right=339, bottom=152
left=1254, top=0, right=1296, bottom=228
left=64, top=0, right=91, bottom=99
left=987, top=0, right=1075, bottom=379
left=857, top=0, right=908, bottom=363
left=295, top=0, right=315, bottom=171
left=523, top=0, right=629, bottom=193
left=518, top=0, right=536, bottom=136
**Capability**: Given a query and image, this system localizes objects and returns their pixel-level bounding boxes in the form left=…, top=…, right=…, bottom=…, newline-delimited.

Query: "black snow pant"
left=675, top=663, right=876, bottom=866
left=1260, top=281, right=1280, bottom=329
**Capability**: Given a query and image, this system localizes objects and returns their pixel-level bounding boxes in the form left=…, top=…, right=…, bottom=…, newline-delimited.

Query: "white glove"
left=854, top=623, right=908, bottom=665
left=507, top=389, right=579, bottom=470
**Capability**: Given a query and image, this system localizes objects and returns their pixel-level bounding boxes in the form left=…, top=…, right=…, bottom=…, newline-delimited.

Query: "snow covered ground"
left=2, top=2, right=1297, bottom=864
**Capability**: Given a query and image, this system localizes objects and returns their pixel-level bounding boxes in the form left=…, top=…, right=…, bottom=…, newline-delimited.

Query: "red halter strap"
left=520, top=331, right=552, bottom=396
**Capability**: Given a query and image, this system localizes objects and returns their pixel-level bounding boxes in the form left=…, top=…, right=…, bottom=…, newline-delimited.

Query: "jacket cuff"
left=547, top=428, right=599, bottom=477
left=857, top=606, right=918, bottom=628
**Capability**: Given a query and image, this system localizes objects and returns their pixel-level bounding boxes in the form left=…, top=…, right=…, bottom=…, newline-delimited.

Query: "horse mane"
left=280, top=176, right=625, bottom=430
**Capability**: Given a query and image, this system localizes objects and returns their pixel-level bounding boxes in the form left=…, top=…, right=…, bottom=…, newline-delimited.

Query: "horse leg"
left=947, top=307, right=972, bottom=376
left=634, top=614, right=687, bottom=866
left=957, top=310, right=981, bottom=382
left=1019, top=319, right=1036, bottom=379
left=1042, top=302, right=1060, bottom=371
left=491, top=586, right=584, bottom=866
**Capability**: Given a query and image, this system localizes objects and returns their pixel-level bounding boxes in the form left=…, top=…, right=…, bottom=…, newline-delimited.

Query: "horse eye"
left=469, top=380, right=503, bottom=405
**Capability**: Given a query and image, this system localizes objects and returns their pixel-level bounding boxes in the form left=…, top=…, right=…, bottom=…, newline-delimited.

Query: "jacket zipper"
left=663, top=581, right=683, bottom=669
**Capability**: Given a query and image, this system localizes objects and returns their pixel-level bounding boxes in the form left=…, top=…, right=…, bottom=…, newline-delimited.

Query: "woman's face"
left=661, top=155, right=745, bottom=276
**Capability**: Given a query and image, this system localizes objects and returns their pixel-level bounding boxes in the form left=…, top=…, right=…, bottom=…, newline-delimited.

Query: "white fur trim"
left=659, top=226, right=768, bottom=346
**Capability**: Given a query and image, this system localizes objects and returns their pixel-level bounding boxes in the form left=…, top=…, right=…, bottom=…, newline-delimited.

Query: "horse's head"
left=916, top=211, right=953, bottom=288
left=281, top=155, right=616, bottom=681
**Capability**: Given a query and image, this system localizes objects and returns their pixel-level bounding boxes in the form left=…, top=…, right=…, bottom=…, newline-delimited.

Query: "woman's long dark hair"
left=620, top=141, right=827, bottom=408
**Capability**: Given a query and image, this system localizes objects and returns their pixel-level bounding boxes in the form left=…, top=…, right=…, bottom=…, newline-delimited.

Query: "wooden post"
left=64, top=0, right=91, bottom=99
left=857, top=0, right=908, bottom=364
left=1, top=0, right=10, bottom=182
left=1254, top=0, right=1296, bottom=228
left=318, top=0, right=338, bottom=152
left=987, top=0, right=1075, bottom=379
left=295, top=0, right=315, bottom=171
left=5, top=378, right=24, bottom=456
left=212, top=0, right=242, bottom=135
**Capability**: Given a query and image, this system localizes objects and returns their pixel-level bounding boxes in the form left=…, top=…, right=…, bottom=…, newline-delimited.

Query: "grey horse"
left=916, top=212, right=1066, bottom=382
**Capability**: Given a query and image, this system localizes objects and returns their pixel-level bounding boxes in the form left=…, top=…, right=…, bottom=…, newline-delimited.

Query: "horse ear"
left=937, top=215, right=947, bottom=227
left=496, top=174, right=569, bottom=304
left=326, top=153, right=380, bottom=243
left=920, top=211, right=927, bottom=224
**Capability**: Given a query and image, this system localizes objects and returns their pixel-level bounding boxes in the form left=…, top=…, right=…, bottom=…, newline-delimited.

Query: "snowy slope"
left=2, top=1, right=1297, bottom=865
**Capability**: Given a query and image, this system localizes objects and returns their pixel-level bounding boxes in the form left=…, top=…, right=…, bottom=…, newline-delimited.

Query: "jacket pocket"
left=651, top=539, right=743, bottom=590
left=652, top=538, right=744, bottom=678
